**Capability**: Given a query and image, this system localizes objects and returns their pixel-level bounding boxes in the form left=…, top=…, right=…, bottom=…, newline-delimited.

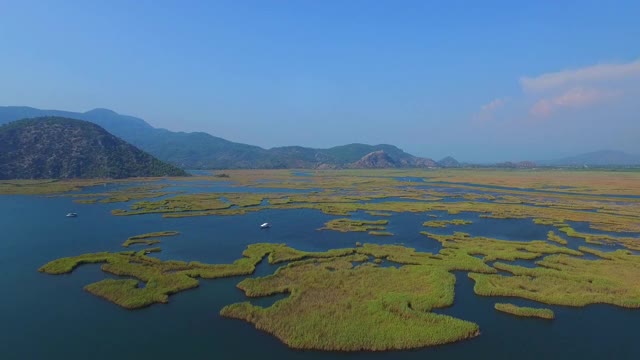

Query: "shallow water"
left=2, top=185, right=639, bottom=359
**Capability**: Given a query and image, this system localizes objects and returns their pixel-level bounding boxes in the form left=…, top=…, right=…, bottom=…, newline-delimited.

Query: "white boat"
left=66, top=212, right=78, bottom=218
left=260, top=222, right=271, bottom=229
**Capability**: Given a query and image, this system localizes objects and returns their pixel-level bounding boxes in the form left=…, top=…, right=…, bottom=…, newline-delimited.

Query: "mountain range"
left=0, top=117, right=187, bottom=179
left=1, top=106, right=638, bottom=169
left=0, top=106, right=444, bottom=169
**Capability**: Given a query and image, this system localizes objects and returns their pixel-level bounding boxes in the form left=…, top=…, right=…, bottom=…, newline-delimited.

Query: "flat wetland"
left=2, top=169, right=640, bottom=359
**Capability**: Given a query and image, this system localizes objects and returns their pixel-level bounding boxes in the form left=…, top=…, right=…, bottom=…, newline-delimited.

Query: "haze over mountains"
left=1, top=106, right=638, bottom=170
left=0, top=106, right=444, bottom=169
left=538, top=150, right=640, bottom=167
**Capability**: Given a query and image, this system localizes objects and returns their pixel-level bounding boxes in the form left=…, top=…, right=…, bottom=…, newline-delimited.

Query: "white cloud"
left=473, top=97, right=508, bottom=122
left=530, top=87, right=621, bottom=117
left=520, top=59, right=640, bottom=93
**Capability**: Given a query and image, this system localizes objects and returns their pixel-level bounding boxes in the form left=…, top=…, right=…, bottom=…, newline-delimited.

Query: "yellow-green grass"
left=264, top=244, right=355, bottom=264
left=112, top=192, right=292, bottom=216
left=128, top=231, right=179, bottom=240
left=197, top=169, right=640, bottom=196
left=221, top=257, right=480, bottom=351
left=423, top=219, right=472, bottom=228
left=469, top=248, right=640, bottom=308
left=94, top=169, right=640, bottom=236
left=122, top=239, right=161, bottom=247
left=38, top=243, right=363, bottom=309
left=40, top=234, right=640, bottom=350
left=369, top=231, right=394, bottom=236
left=354, top=244, right=496, bottom=274
left=319, top=218, right=389, bottom=233
left=0, top=177, right=186, bottom=195
left=70, top=184, right=171, bottom=204
left=556, top=225, right=640, bottom=251
left=533, top=218, right=555, bottom=225
left=268, top=199, right=640, bottom=233
left=423, top=231, right=582, bottom=262
left=494, top=303, right=554, bottom=319
left=365, top=211, right=393, bottom=217
left=546, top=231, right=568, bottom=245
left=112, top=194, right=233, bottom=216
left=0, top=179, right=110, bottom=195
left=122, top=231, right=179, bottom=247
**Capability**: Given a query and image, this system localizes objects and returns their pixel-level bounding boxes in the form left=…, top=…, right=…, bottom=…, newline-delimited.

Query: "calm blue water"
left=1, top=188, right=639, bottom=359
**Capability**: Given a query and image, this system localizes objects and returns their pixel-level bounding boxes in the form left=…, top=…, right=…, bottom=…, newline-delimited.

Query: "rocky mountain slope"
left=0, top=117, right=188, bottom=179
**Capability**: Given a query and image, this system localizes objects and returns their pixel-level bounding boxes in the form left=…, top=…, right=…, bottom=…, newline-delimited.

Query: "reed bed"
left=494, top=303, right=554, bottom=319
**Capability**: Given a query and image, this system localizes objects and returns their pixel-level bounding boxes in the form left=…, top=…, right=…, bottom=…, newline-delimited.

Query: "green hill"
left=0, top=107, right=435, bottom=169
left=0, top=117, right=188, bottom=179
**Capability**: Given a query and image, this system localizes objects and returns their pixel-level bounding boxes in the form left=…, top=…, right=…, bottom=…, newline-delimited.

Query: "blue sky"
left=1, top=0, right=639, bottom=162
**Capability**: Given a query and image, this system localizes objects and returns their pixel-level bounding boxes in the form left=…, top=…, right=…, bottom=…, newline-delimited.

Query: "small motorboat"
left=66, top=212, right=78, bottom=218
left=260, top=222, right=271, bottom=229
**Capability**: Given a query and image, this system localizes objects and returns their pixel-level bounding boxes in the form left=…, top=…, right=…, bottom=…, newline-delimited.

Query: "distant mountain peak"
left=85, top=108, right=119, bottom=115
left=350, top=150, right=397, bottom=169
left=437, top=156, right=460, bottom=168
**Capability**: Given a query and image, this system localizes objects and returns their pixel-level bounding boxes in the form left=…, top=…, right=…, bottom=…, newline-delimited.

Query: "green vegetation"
left=128, top=231, right=179, bottom=240
left=122, top=231, right=179, bottom=247
left=423, top=219, right=472, bottom=228
left=469, top=248, right=640, bottom=308
left=494, top=303, right=554, bottom=320
left=39, top=243, right=364, bottom=309
left=556, top=224, right=640, bottom=251
left=546, top=231, right=568, bottom=245
left=366, top=211, right=393, bottom=217
left=0, top=179, right=114, bottom=195
left=320, top=218, right=389, bottom=233
left=221, top=257, right=480, bottom=351
left=122, top=239, right=161, bottom=247
left=369, top=231, right=394, bottom=236
left=94, top=169, right=640, bottom=240
left=423, top=232, right=582, bottom=262
left=31, top=169, right=640, bottom=351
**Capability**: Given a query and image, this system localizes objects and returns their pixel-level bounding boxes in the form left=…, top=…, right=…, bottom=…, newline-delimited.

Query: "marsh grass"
left=469, top=249, right=640, bottom=308
left=369, top=231, right=394, bottom=236
left=423, top=219, right=472, bottom=228
left=121, top=231, right=179, bottom=247
left=122, top=239, right=161, bottom=247
left=39, top=243, right=365, bottom=309
left=128, top=231, right=179, bottom=240
left=546, top=231, right=568, bottom=245
left=494, top=303, right=554, bottom=319
left=221, top=257, right=480, bottom=351
left=423, top=231, right=582, bottom=262
left=320, top=218, right=389, bottom=233
left=557, top=225, right=640, bottom=251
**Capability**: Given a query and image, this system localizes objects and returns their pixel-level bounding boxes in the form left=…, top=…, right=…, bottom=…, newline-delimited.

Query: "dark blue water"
left=2, top=191, right=639, bottom=359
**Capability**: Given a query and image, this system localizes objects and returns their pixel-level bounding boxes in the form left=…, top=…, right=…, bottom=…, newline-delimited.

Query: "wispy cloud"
left=530, top=87, right=621, bottom=117
left=520, top=59, right=640, bottom=93
left=473, top=97, right=508, bottom=122
left=474, top=58, right=638, bottom=123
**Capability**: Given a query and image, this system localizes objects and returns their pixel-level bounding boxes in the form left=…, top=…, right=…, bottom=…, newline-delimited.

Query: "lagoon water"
left=1, top=184, right=639, bottom=359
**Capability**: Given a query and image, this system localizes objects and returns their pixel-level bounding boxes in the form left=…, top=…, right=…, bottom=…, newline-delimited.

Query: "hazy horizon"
left=2, top=1, right=639, bottom=162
